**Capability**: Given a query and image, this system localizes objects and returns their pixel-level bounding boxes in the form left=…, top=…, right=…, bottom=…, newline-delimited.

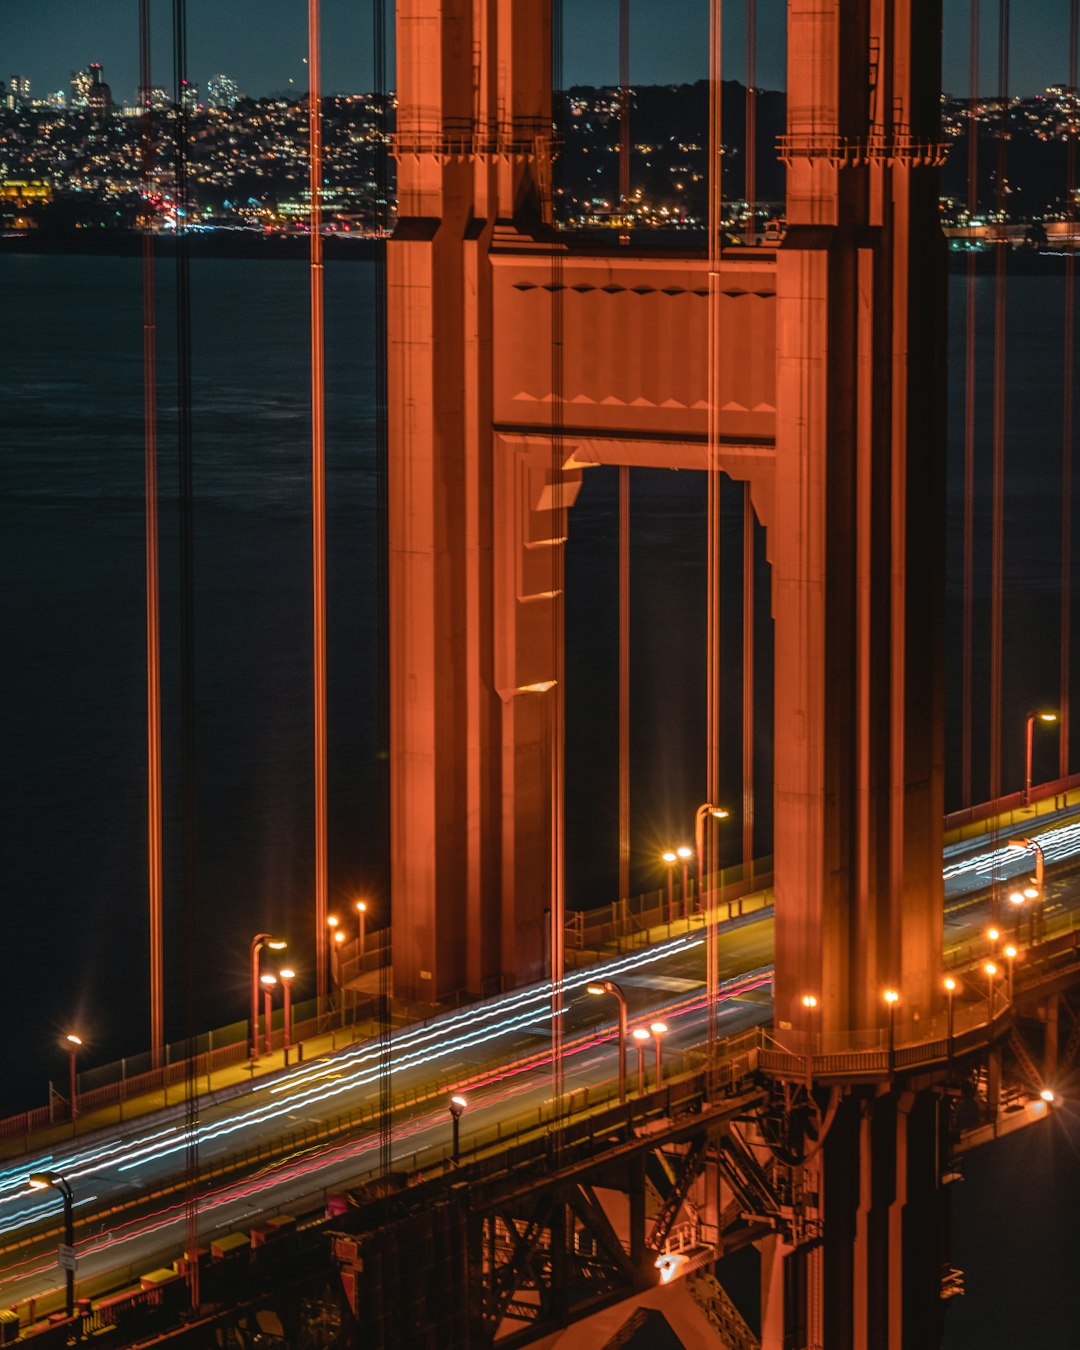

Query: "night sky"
left=2, top=1, right=1075, bottom=104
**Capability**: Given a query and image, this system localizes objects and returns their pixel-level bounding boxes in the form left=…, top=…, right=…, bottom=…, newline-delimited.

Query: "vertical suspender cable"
left=962, top=0, right=979, bottom=808
left=1061, top=0, right=1078, bottom=780
left=309, top=0, right=329, bottom=1013
left=618, top=1, right=631, bottom=919
left=706, top=0, right=723, bottom=1087
left=140, top=0, right=164, bottom=1070
left=744, top=0, right=756, bottom=244
left=989, top=0, right=1009, bottom=918
left=550, top=0, right=566, bottom=1145
left=372, top=0, right=392, bottom=1181
left=171, top=0, right=200, bottom=1307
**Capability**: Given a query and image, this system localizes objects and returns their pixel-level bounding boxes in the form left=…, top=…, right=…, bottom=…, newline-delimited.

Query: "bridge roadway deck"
left=2, top=804, right=1080, bottom=1320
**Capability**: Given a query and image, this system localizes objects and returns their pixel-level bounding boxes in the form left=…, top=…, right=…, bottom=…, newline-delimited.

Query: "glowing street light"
left=587, top=980, right=628, bottom=1101
left=250, top=933, right=287, bottom=1061
left=1024, top=710, right=1058, bottom=805
left=986, top=927, right=1000, bottom=956
left=63, top=1034, right=82, bottom=1123
left=662, top=851, right=678, bottom=922
left=944, top=977, right=957, bottom=1054
left=1008, top=837, right=1046, bottom=942
left=28, top=1172, right=75, bottom=1317
left=1040, top=1087, right=1056, bottom=1104
left=279, top=967, right=296, bottom=1055
left=632, top=1027, right=650, bottom=1093
left=650, top=1021, right=669, bottom=1085
left=448, top=1094, right=467, bottom=1165
left=984, top=962, right=998, bottom=1026
left=676, top=846, right=693, bottom=911
left=883, top=989, right=900, bottom=1069
left=693, top=803, right=731, bottom=896
left=355, top=899, right=368, bottom=954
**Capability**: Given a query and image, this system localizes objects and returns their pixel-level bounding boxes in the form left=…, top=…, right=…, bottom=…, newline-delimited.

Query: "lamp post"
left=986, top=926, right=1000, bottom=957
left=260, top=973, right=277, bottom=1055
left=883, top=990, right=900, bottom=1071
left=676, top=846, right=693, bottom=912
left=355, top=899, right=368, bottom=956
left=662, top=851, right=677, bottom=921
left=448, top=1094, right=467, bottom=1165
left=587, top=981, right=628, bottom=1102
left=984, top=962, right=998, bottom=1029
left=28, top=1172, right=74, bottom=1317
left=279, top=967, right=295, bottom=1056
left=1008, top=837, right=1046, bottom=941
left=693, top=803, right=731, bottom=901
left=632, top=1027, right=649, bottom=1093
left=944, top=977, right=956, bottom=1058
left=250, top=933, right=287, bottom=1060
left=650, top=1021, right=668, bottom=1085
left=332, top=927, right=347, bottom=1023
left=1024, top=710, right=1058, bottom=805
left=64, top=1034, right=82, bottom=1122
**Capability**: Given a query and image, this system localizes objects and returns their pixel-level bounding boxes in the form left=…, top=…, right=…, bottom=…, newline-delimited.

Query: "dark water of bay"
left=1, top=254, right=1078, bottom=1345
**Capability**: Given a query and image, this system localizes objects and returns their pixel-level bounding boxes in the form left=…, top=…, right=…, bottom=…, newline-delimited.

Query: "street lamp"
left=883, top=989, right=900, bottom=1070
left=250, top=933, right=287, bottom=1061
left=676, top=846, right=693, bottom=912
left=587, top=981, right=628, bottom=1102
left=693, top=803, right=731, bottom=897
left=984, top=962, right=998, bottom=1026
left=944, top=977, right=957, bottom=1056
left=650, top=1021, right=668, bottom=1085
left=28, top=1172, right=74, bottom=1317
left=986, top=926, right=1000, bottom=956
left=662, top=851, right=678, bottom=921
left=1008, top=837, right=1046, bottom=942
left=64, top=1034, right=82, bottom=1122
left=448, top=1094, right=467, bottom=1165
left=332, top=928, right=348, bottom=1024
left=260, top=973, right=277, bottom=1055
left=1024, top=710, right=1058, bottom=805
left=632, top=1027, right=650, bottom=1093
left=279, top=967, right=295, bottom=1055
left=355, top=899, right=368, bottom=955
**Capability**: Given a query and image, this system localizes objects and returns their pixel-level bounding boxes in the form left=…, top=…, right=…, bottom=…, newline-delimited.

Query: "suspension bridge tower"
left=387, top=2, right=948, bottom=1342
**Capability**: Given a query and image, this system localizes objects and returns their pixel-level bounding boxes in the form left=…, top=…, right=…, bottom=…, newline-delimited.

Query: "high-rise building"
left=70, top=68, right=92, bottom=108
left=8, top=76, right=30, bottom=108
left=206, top=74, right=241, bottom=109
left=179, top=80, right=200, bottom=111
left=86, top=63, right=112, bottom=114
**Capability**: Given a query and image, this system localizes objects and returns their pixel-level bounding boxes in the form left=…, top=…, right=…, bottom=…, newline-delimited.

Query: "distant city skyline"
left=3, top=0, right=1079, bottom=102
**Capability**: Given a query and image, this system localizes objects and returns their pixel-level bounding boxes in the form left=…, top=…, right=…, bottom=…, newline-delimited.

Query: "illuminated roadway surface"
left=2, top=807, right=1079, bottom=1314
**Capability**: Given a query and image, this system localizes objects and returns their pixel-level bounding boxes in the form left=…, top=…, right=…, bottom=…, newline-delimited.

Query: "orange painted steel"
left=741, top=483, right=753, bottom=877
left=989, top=0, right=1009, bottom=919
left=140, top=0, right=164, bottom=1069
left=961, top=0, right=980, bottom=809
left=309, top=0, right=329, bottom=1006
left=705, top=0, right=723, bottom=1078
left=1063, top=0, right=1078, bottom=780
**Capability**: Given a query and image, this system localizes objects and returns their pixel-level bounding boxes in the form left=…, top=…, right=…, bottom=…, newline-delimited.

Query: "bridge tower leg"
left=765, top=1, right=948, bottom=1344
left=388, top=1, right=555, bottom=1000
left=772, top=0, right=946, bottom=1064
